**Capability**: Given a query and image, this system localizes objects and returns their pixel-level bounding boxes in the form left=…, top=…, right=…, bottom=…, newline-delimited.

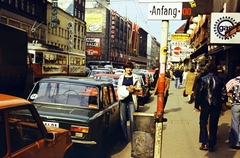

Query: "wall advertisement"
left=85, top=14, right=102, bottom=33
left=86, top=37, right=101, bottom=56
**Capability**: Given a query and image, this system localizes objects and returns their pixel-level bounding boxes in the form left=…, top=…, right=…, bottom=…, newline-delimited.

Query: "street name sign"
left=147, top=3, right=182, bottom=20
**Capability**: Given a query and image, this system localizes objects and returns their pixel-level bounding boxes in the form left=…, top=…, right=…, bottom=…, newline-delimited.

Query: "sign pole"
left=154, top=20, right=169, bottom=158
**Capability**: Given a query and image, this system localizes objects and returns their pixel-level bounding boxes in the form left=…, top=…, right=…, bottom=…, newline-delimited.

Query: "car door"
left=6, top=108, right=56, bottom=158
left=108, top=85, right=120, bottom=127
left=102, top=86, right=118, bottom=135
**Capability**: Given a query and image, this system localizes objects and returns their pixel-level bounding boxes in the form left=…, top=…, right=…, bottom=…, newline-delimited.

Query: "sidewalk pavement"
left=110, top=80, right=240, bottom=158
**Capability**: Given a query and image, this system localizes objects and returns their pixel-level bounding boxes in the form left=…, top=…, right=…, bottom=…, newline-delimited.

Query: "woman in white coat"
left=117, top=62, right=141, bottom=143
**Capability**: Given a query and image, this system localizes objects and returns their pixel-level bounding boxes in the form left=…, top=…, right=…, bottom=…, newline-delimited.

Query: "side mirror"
left=45, top=132, right=55, bottom=141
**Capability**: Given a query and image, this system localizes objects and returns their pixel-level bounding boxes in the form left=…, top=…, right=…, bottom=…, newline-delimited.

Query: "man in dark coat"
left=194, top=63, right=227, bottom=152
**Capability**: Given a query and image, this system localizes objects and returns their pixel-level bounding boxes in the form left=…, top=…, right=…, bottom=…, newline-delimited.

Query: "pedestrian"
left=217, top=65, right=228, bottom=84
left=117, top=62, right=141, bottom=143
left=153, top=68, right=159, bottom=89
left=182, top=68, right=189, bottom=85
left=226, top=65, right=240, bottom=149
left=194, top=63, right=227, bottom=152
left=173, top=67, right=182, bottom=89
left=184, top=67, right=197, bottom=104
left=179, top=67, right=184, bottom=85
left=163, top=72, right=171, bottom=110
left=193, top=66, right=208, bottom=97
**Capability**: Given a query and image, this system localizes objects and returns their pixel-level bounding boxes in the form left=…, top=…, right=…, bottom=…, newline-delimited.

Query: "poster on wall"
left=86, top=37, right=101, bottom=56
left=210, top=13, right=240, bottom=44
left=85, top=14, right=103, bottom=32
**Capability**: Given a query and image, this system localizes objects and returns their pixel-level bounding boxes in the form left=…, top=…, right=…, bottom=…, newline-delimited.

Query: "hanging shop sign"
left=51, top=0, right=58, bottom=28
left=225, top=22, right=240, bottom=38
left=210, top=13, right=240, bottom=44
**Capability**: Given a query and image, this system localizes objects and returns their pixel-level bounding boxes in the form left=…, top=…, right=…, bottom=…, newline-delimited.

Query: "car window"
left=0, top=111, right=7, bottom=157
left=8, top=108, right=43, bottom=153
left=88, top=70, right=110, bottom=77
left=103, top=86, right=110, bottom=107
left=29, top=82, right=99, bottom=109
left=108, top=86, right=115, bottom=104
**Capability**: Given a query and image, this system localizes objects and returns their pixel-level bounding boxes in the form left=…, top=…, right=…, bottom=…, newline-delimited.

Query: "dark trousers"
left=163, top=90, right=169, bottom=110
left=199, top=105, right=221, bottom=149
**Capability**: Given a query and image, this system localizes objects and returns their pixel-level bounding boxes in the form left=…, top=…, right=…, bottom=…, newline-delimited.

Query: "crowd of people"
left=116, top=61, right=240, bottom=153
left=167, top=63, right=240, bottom=152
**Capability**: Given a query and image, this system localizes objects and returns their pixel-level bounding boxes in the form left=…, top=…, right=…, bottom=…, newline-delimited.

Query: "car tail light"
left=71, top=125, right=89, bottom=133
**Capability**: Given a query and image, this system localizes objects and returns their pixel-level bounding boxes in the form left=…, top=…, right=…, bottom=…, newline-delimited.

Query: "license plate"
left=43, top=121, right=59, bottom=128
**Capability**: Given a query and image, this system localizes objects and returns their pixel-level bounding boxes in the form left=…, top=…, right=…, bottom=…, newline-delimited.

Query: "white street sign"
left=148, top=3, right=182, bottom=20
left=139, top=0, right=193, bottom=3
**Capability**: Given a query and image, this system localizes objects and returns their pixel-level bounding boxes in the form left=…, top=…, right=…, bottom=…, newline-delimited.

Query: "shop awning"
left=208, top=46, right=224, bottom=55
left=190, top=43, right=208, bottom=59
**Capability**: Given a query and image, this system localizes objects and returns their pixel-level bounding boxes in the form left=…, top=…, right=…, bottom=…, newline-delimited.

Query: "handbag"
left=117, top=86, right=129, bottom=100
left=182, top=89, right=188, bottom=97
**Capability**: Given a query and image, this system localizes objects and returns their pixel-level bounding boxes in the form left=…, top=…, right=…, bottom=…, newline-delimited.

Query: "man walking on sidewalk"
left=194, top=63, right=227, bottom=152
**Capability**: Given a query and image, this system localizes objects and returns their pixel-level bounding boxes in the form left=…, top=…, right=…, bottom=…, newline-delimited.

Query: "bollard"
left=131, top=112, right=155, bottom=158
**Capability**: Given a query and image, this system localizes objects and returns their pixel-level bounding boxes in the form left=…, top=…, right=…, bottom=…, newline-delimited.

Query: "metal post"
left=154, top=20, right=169, bottom=158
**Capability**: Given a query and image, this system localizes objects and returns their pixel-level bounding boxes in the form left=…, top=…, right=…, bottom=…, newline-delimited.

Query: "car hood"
left=34, top=103, right=99, bottom=122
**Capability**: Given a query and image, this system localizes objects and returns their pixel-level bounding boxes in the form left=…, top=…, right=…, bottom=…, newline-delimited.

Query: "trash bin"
left=131, top=112, right=155, bottom=158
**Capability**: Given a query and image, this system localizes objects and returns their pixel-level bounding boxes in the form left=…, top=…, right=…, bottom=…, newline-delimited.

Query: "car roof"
left=92, top=68, right=110, bottom=71
left=93, top=74, right=121, bottom=78
left=39, top=76, right=113, bottom=86
left=0, top=94, right=31, bottom=109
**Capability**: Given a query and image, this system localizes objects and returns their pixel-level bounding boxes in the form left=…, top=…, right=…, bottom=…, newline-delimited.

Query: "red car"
left=93, top=73, right=121, bottom=100
left=0, top=94, right=72, bottom=158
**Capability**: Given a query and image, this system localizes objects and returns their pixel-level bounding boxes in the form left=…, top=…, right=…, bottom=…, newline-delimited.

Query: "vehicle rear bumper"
left=72, top=139, right=97, bottom=145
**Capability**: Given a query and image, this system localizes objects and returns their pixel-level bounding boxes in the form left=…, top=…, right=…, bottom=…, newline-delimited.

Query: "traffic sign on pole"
left=147, top=3, right=182, bottom=20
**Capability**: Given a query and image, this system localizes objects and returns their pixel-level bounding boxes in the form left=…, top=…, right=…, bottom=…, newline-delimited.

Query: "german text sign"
left=147, top=3, right=182, bottom=20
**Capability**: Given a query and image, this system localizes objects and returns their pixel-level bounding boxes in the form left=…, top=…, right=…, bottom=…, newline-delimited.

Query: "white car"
left=114, top=69, right=125, bottom=74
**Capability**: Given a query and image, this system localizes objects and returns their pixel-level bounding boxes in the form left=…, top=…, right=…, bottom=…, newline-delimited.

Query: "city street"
left=108, top=80, right=240, bottom=158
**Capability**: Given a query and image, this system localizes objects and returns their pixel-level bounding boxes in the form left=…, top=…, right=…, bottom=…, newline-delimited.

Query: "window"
left=9, top=19, right=20, bottom=28
left=27, top=2, right=29, bottom=12
left=30, top=82, right=99, bottom=108
left=0, top=16, right=7, bottom=24
left=8, top=108, right=43, bottom=153
left=15, top=0, right=18, bottom=7
left=109, top=86, right=115, bottom=104
left=22, top=23, right=30, bottom=36
left=21, top=0, right=24, bottom=10
left=0, top=111, right=7, bottom=157
left=32, top=4, right=35, bottom=14
left=103, top=87, right=110, bottom=107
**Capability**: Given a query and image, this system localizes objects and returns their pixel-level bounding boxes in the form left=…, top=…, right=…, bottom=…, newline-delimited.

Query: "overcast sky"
left=108, top=0, right=186, bottom=42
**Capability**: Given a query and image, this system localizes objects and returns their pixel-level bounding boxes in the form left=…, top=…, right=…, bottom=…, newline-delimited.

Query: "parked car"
left=0, top=93, right=72, bottom=158
left=27, top=76, right=120, bottom=158
left=93, top=73, right=121, bottom=100
left=114, top=68, right=125, bottom=74
left=87, top=68, right=111, bottom=78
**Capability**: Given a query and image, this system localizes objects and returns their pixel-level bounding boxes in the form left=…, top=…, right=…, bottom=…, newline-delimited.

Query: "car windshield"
left=28, top=82, right=99, bottom=109
left=94, top=76, right=118, bottom=88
